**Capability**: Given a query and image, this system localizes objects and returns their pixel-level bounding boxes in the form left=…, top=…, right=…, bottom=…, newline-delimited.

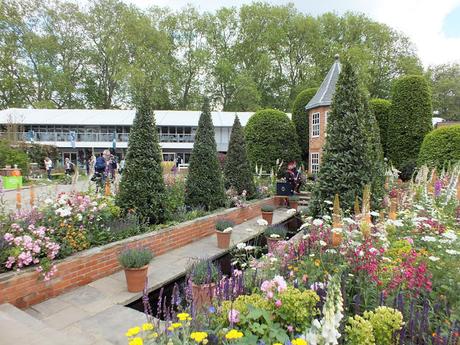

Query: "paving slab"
left=41, top=304, right=91, bottom=330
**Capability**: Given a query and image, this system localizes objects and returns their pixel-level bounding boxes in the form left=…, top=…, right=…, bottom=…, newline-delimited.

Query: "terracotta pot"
left=331, top=232, right=343, bottom=247
left=192, top=282, right=216, bottom=310
left=289, top=200, right=298, bottom=210
left=261, top=211, right=273, bottom=225
left=124, top=265, right=149, bottom=292
left=266, top=237, right=282, bottom=253
left=216, top=230, right=231, bottom=249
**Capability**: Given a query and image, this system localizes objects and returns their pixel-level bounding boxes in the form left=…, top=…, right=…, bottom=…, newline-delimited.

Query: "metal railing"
left=0, top=132, right=196, bottom=143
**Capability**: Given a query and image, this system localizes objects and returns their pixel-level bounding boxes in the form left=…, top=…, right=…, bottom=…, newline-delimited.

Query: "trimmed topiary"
left=185, top=98, right=226, bottom=211
left=116, top=94, right=165, bottom=224
left=309, top=61, right=383, bottom=215
left=388, top=75, right=432, bottom=178
left=245, top=109, right=300, bottom=172
left=369, top=98, right=391, bottom=157
left=223, top=116, right=255, bottom=196
left=292, top=87, right=319, bottom=164
left=418, top=125, right=460, bottom=170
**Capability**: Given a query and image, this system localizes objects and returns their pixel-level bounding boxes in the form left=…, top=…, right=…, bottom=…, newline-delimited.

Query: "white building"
left=0, top=108, right=255, bottom=165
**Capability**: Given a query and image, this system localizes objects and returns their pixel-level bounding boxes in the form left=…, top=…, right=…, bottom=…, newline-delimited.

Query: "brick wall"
left=308, top=106, right=330, bottom=174
left=0, top=197, right=275, bottom=309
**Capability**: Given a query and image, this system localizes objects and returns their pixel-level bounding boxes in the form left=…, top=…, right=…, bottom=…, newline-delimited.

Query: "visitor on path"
left=109, top=155, right=118, bottom=181
left=64, top=158, right=75, bottom=175
left=285, top=161, right=302, bottom=194
left=89, top=155, right=96, bottom=177
left=44, top=157, right=53, bottom=180
left=85, top=158, right=90, bottom=176
left=119, top=158, right=125, bottom=174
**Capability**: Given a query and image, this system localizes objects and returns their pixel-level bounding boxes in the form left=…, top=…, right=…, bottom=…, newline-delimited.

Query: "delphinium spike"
left=157, top=287, right=164, bottom=319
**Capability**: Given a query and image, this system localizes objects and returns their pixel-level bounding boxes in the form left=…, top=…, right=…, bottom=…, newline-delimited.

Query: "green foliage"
left=369, top=99, right=391, bottom=157
left=426, top=63, right=460, bottom=120
left=345, top=315, right=376, bottom=345
left=185, top=98, right=226, bottom=210
left=418, top=125, right=460, bottom=170
left=292, top=87, right=319, bottom=163
left=163, top=180, right=186, bottom=222
left=363, top=307, right=404, bottom=345
left=215, top=219, right=235, bottom=232
left=223, top=116, right=255, bottom=196
left=118, top=247, right=153, bottom=269
left=276, top=287, right=320, bottom=331
left=309, top=61, right=384, bottom=215
left=388, top=75, right=432, bottom=178
left=264, top=225, right=287, bottom=238
left=261, top=204, right=275, bottom=212
left=220, top=293, right=271, bottom=325
left=189, top=259, right=219, bottom=285
left=0, top=140, right=29, bottom=177
left=116, top=95, right=165, bottom=224
left=245, top=109, right=300, bottom=171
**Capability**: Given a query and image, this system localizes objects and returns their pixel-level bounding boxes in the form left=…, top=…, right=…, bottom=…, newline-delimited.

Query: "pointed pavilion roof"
left=305, top=54, right=341, bottom=111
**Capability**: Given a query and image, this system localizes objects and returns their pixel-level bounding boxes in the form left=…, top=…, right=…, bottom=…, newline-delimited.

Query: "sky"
left=123, top=0, right=460, bottom=67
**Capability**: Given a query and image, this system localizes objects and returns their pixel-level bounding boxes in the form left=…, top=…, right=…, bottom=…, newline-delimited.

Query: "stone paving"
left=0, top=208, right=294, bottom=345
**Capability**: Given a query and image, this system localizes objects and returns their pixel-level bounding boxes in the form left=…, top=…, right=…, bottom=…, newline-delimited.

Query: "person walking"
left=64, top=158, right=75, bottom=175
left=44, top=157, right=53, bottom=180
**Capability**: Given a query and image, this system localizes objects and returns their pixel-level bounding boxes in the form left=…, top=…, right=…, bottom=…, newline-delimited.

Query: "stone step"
left=0, top=303, right=95, bottom=345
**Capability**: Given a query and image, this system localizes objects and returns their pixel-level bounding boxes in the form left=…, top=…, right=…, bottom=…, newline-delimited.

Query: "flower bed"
left=122, top=165, right=460, bottom=345
left=0, top=196, right=276, bottom=308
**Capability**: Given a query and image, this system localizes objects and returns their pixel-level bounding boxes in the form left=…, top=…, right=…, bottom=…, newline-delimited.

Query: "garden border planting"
left=0, top=197, right=276, bottom=308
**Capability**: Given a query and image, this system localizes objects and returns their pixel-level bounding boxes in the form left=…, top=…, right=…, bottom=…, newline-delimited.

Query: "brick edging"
left=0, top=197, right=275, bottom=308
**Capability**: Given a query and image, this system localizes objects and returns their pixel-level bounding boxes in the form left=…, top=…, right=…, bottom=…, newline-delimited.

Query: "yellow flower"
left=190, top=331, right=208, bottom=343
left=225, top=329, right=244, bottom=340
left=314, top=259, right=321, bottom=267
left=125, top=326, right=141, bottom=337
left=142, top=323, right=154, bottom=331
left=147, top=332, right=159, bottom=339
left=273, top=343, right=283, bottom=345
left=128, top=337, right=143, bottom=345
left=177, top=312, right=190, bottom=321
left=172, top=322, right=182, bottom=329
left=291, top=338, right=308, bottom=345
left=167, top=326, right=174, bottom=331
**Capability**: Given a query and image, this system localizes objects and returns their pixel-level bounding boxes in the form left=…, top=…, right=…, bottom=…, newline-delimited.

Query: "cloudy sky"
left=123, top=0, right=460, bottom=67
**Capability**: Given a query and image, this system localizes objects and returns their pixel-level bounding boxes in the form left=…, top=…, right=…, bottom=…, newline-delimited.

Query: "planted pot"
left=261, top=211, right=273, bottom=225
left=124, top=265, right=149, bottom=292
left=216, top=230, right=232, bottom=249
left=289, top=200, right=298, bottom=210
left=192, top=282, right=216, bottom=310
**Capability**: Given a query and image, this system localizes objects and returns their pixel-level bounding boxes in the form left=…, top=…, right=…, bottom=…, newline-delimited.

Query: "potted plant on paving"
left=261, top=204, right=275, bottom=225
left=288, top=195, right=299, bottom=210
left=215, top=219, right=235, bottom=249
left=189, top=259, right=219, bottom=310
left=264, top=225, right=287, bottom=253
left=118, top=247, right=153, bottom=292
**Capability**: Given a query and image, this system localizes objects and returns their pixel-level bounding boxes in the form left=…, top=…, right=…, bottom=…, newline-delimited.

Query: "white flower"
left=442, top=230, right=457, bottom=241
left=446, top=249, right=460, bottom=255
left=300, top=223, right=310, bottom=231
left=370, top=211, right=379, bottom=217
left=313, top=219, right=324, bottom=226
left=322, top=215, right=331, bottom=221
left=286, top=208, right=297, bottom=215
left=382, top=256, right=392, bottom=262
left=257, top=219, right=268, bottom=226
left=303, top=234, right=311, bottom=240
left=332, top=227, right=343, bottom=234
left=245, top=245, right=255, bottom=251
left=358, top=250, right=364, bottom=257
left=223, top=227, right=233, bottom=233
left=325, top=249, right=337, bottom=254
left=76, top=213, right=83, bottom=221
left=369, top=247, right=378, bottom=253
left=324, top=200, right=333, bottom=205
left=343, top=217, right=356, bottom=224
left=319, top=240, right=327, bottom=247
left=269, top=257, right=278, bottom=263
left=428, top=256, right=440, bottom=262
left=270, top=234, right=280, bottom=238
left=421, top=236, right=437, bottom=242
left=236, top=243, right=246, bottom=250
left=44, top=198, right=53, bottom=204
left=55, top=207, right=71, bottom=217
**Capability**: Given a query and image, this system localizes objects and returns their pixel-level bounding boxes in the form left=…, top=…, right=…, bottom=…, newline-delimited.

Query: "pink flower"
left=228, top=309, right=240, bottom=323
left=267, top=291, right=274, bottom=299
left=275, top=299, right=282, bottom=308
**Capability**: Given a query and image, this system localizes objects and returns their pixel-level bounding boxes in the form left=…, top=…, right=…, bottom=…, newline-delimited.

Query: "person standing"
left=89, top=155, right=96, bottom=177
left=44, top=157, right=53, bottom=180
left=64, top=158, right=75, bottom=175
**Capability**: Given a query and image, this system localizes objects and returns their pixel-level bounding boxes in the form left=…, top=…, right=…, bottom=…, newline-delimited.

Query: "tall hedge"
left=245, top=109, right=300, bottom=172
left=224, top=116, right=255, bottom=196
left=117, top=95, right=165, bottom=223
left=292, top=87, right=318, bottom=164
left=185, top=98, right=225, bottom=210
left=388, top=75, right=432, bottom=178
left=369, top=98, right=391, bottom=157
left=309, top=61, right=383, bottom=215
left=418, top=125, right=460, bottom=170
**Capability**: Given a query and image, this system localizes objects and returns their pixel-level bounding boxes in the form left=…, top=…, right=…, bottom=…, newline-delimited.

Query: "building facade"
left=0, top=109, right=254, bottom=166
left=305, top=55, right=341, bottom=174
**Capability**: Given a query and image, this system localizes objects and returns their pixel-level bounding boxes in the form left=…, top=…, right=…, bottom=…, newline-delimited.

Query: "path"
left=0, top=208, right=293, bottom=345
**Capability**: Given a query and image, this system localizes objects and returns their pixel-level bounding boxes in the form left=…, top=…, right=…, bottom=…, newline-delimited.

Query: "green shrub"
left=418, top=125, right=460, bottom=170
left=116, top=94, right=165, bottom=224
left=189, top=259, right=219, bottom=285
left=19, top=143, right=59, bottom=168
left=185, top=98, right=226, bottom=210
left=163, top=179, right=186, bottom=221
left=245, top=109, right=300, bottom=172
left=215, top=219, right=235, bottom=232
left=363, top=306, right=403, bottom=345
left=118, top=247, right=153, bottom=269
left=0, top=140, right=29, bottom=177
left=265, top=225, right=287, bottom=238
left=219, top=293, right=271, bottom=327
left=224, top=116, right=255, bottom=196
left=369, top=98, right=391, bottom=157
left=292, top=87, right=319, bottom=164
left=388, top=75, right=432, bottom=178
left=345, top=315, right=376, bottom=345
left=261, top=204, right=275, bottom=212
left=276, top=287, right=319, bottom=331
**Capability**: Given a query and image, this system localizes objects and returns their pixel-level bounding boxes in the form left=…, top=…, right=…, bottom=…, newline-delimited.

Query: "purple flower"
left=434, top=180, right=443, bottom=197
left=228, top=309, right=240, bottom=323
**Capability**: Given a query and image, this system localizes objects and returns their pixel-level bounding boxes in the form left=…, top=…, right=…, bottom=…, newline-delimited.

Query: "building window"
left=311, top=152, right=320, bottom=174
left=311, top=112, right=320, bottom=137
left=325, top=111, right=330, bottom=136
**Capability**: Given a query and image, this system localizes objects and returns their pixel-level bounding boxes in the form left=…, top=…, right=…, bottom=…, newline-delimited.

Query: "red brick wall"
left=308, top=106, right=330, bottom=174
left=0, top=198, right=275, bottom=309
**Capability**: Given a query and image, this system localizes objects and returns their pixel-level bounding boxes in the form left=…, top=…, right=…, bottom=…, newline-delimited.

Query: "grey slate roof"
left=305, top=55, right=341, bottom=111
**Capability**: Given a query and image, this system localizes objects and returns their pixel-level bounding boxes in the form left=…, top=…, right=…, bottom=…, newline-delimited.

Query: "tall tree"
left=185, top=98, right=225, bottom=210
left=426, top=63, right=460, bottom=120
left=223, top=116, right=255, bottom=196
left=116, top=91, right=165, bottom=223
left=309, top=61, right=379, bottom=215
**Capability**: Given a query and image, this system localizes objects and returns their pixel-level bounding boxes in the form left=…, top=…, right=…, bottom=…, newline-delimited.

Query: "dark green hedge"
left=418, top=125, right=460, bottom=170
left=0, top=140, right=29, bottom=177
left=369, top=98, right=391, bottom=157
left=388, top=75, right=432, bottom=177
left=245, top=109, right=300, bottom=171
left=291, top=87, right=318, bottom=164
